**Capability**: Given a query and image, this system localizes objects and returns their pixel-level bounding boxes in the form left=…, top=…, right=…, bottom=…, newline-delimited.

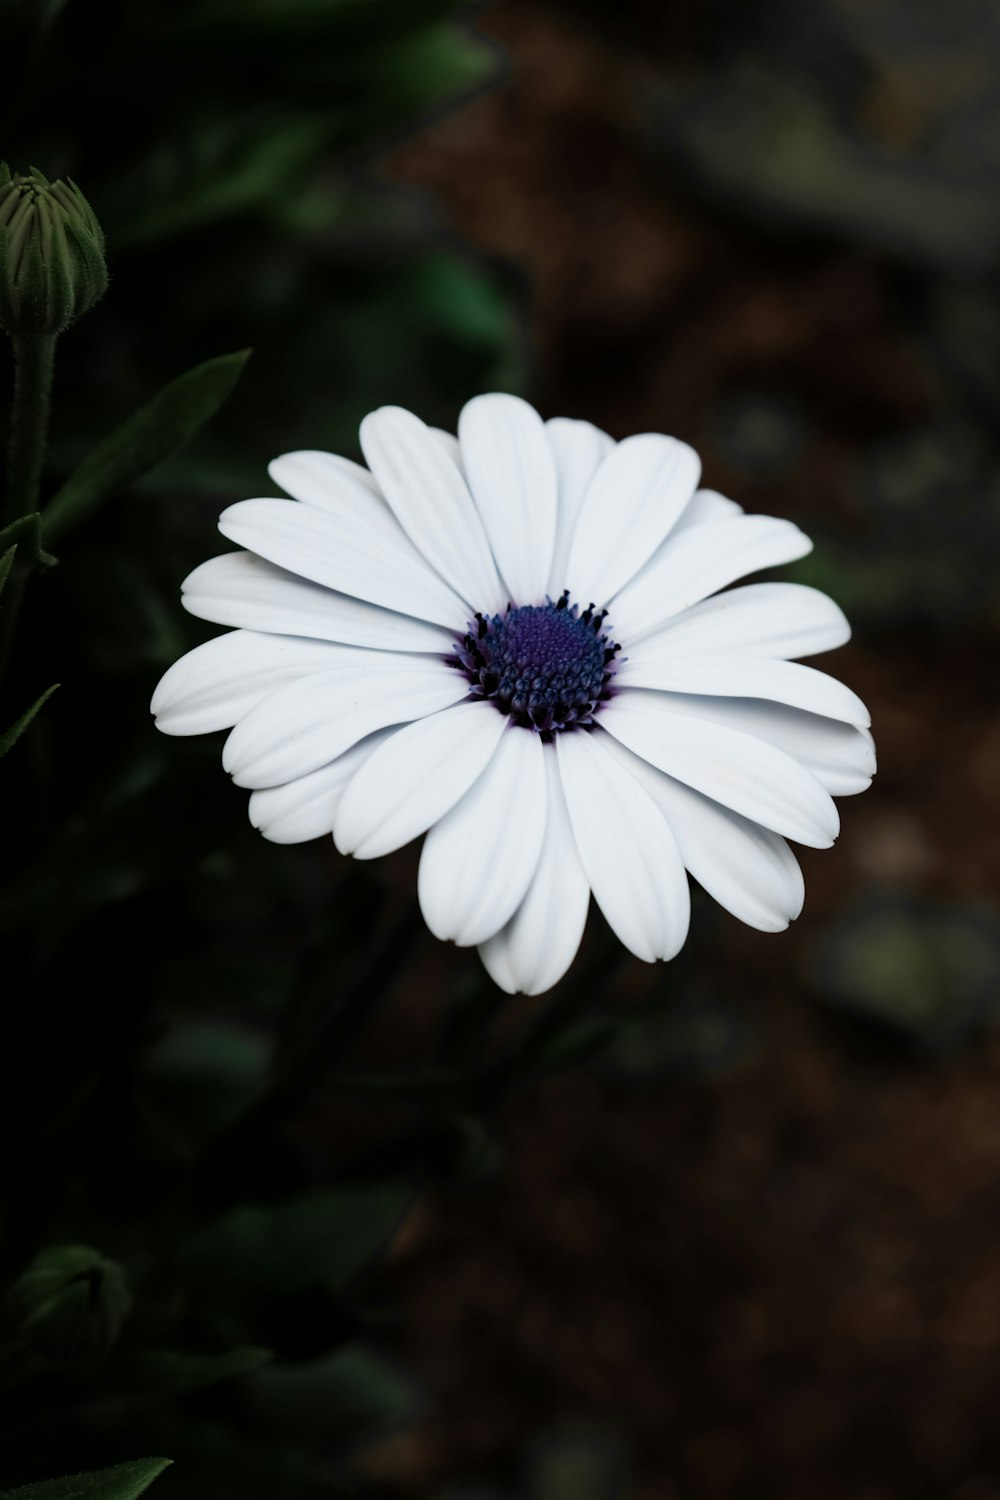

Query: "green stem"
left=5, top=332, right=55, bottom=526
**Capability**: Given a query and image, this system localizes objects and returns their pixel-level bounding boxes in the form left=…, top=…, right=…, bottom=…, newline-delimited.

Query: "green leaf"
left=0, top=544, right=16, bottom=600
left=0, top=512, right=55, bottom=567
left=42, top=349, right=251, bottom=542
left=107, top=117, right=335, bottom=250
left=0, top=1458, right=172, bottom=1500
left=809, top=893, right=1000, bottom=1054
left=145, top=1020, right=271, bottom=1137
left=185, top=1182, right=413, bottom=1297
left=127, top=1344, right=272, bottom=1393
left=654, top=63, right=1000, bottom=271
left=0, top=513, right=40, bottom=553
left=249, top=1344, right=414, bottom=1443
left=0, top=682, right=59, bottom=759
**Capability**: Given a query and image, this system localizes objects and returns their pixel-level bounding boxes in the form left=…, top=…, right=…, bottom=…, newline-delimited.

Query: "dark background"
left=1, top=1, right=999, bottom=1497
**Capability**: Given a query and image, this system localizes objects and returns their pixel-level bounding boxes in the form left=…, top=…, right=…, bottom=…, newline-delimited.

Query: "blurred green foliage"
left=645, top=0, right=1000, bottom=634
left=2, top=0, right=519, bottom=488
left=0, top=0, right=523, bottom=1492
left=808, top=894, right=1000, bottom=1054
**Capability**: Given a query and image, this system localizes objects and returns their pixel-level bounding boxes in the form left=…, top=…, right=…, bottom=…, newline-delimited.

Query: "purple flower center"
left=449, top=591, right=621, bottom=736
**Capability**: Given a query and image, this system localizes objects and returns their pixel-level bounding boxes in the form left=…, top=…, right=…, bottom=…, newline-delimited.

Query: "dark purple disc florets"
left=449, top=590, right=621, bottom=736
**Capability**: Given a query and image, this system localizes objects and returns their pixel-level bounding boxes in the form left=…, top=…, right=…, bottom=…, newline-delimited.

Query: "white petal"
left=623, top=689, right=876, bottom=796
left=556, top=728, right=690, bottom=963
left=458, top=393, right=557, bottom=603
left=182, top=552, right=454, bottom=654
left=567, top=433, right=701, bottom=606
left=430, top=427, right=464, bottom=472
left=360, top=406, right=503, bottom=611
left=418, top=726, right=547, bottom=947
left=545, top=417, right=614, bottom=593
left=222, top=657, right=468, bottom=789
left=671, top=487, right=743, bottom=534
left=609, top=515, right=813, bottom=643
left=151, top=630, right=361, bottom=737
left=601, top=691, right=840, bottom=848
left=596, top=732, right=804, bottom=933
left=269, top=450, right=384, bottom=514
left=616, top=655, right=869, bottom=726
left=218, top=498, right=465, bottom=628
left=627, top=582, right=851, bottom=661
left=478, top=747, right=590, bottom=995
left=477, top=930, right=518, bottom=993
left=248, top=729, right=394, bottom=845
left=334, top=700, right=508, bottom=859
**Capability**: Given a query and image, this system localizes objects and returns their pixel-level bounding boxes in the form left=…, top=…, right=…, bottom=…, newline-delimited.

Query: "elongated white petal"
left=218, top=498, right=465, bottom=627
left=628, top=582, right=850, bottom=661
left=556, top=728, right=690, bottom=962
left=478, top=747, right=590, bottom=995
left=151, top=630, right=362, bottom=737
left=602, top=691, right=840, bottom=848
left=248, top=729, right=394, bottom=845
left=269, top=450, right=385, bottom=515
left=182, top=552, right=454, bottom=654
left=671, top=487, right=743, bottom=533
left=597, top=731, right=804, bottom=932
left=617, top=655, right=869, bottom=726
left=566, top=434, right=701, bottom=606
left=610, top=515, right=813, bottom=642
left=545, top=417, right=614, bottom=593
left=459, top=393, right=557, bottom=603
left=430, top=427, right=464, bottom=472
left=222, top=658, right=468, bottom=789
left=360, top=406, right=503, bottom=611
left=418, top=727, right=547, bottom=946
left=334, top=700, right=508, bottom=859
left=627, top=690, right=876, bottom=796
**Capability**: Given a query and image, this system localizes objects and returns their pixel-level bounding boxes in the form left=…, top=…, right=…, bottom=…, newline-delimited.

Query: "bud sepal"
left=0, top=165, right=108, bottom=337
left=5, top=1243, right=132, bottom=1361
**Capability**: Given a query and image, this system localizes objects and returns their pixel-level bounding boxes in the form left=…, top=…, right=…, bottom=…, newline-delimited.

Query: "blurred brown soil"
left=344, top=5, right=1000, bottom=1497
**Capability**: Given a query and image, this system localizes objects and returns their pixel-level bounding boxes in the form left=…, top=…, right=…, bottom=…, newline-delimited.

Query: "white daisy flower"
left=151, top=394, right=874, bottom=996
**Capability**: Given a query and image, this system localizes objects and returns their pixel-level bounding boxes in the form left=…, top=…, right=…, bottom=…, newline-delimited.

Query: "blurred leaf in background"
left=649, top=0, right=1000, bottom=269
left=0, top=0, right=521, bottom=1492
left=633, top=0, right=1000, bottom=633
left=807, top=892, right=1000, bottom=1055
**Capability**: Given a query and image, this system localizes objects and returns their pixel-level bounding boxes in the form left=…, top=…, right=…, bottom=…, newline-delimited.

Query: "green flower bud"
left=0, top=165, right=107, bottom=337
left=5, top=1244, right=131, bottom=1361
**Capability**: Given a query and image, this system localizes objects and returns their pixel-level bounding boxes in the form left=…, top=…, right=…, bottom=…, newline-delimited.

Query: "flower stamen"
left=449, top=590, right=621, bottom=737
